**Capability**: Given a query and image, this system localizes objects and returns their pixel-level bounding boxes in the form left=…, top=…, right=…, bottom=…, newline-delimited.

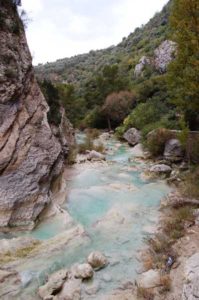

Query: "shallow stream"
left=4, top=135, right=170, bottom=299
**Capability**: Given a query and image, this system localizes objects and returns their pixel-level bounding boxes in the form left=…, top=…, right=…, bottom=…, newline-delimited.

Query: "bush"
left=181, top=167, right=199, bottom=198
left=66, top=146, right=77, bottom=165
left=146, top=128, right=174, bottom=156
left=160, top=275, right=171, bottom=293
left=123, top=99, right=169, bottom=132
left=85, top=128, right=100, bottom=139
left=78, top=133, right=104, bottom=154
left=137, top=286, right=154, bottom=300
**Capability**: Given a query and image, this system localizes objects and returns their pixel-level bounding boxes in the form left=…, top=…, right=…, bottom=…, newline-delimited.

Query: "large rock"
left=123, top=128, right=141, bottom=146
left=57, top=278, right=81, bottom=300
left=182, top=253, right=199, bottom=300
left=38, top=269, right=68, bottom=299
left=154, top=40, right=176, bottom=73
left=87, top=251, right=108, bottom=270
left=149, top=164, right=172, bottom=176
left=164, top=139, right=184, bottom=162
left=137, top=269, right=161, bottom=288
left=0, top=3, right=74, bottom=229
left=72, top=263, right=94, bottom=279
left=87, top=150, right=105, bottom=161
left=0, top=269, right=21, bottom=299
left=134, top=56, right=151, bottom=77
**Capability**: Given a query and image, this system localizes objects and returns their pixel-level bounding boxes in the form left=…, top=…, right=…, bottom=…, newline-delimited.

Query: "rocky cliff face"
left=134, top=40, right=177, bottom=77
left=0, top=1, right=74, bottom=229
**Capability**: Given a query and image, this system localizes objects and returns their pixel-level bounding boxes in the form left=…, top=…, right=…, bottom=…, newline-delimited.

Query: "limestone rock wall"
left=0, top=1, right=74, bottom=229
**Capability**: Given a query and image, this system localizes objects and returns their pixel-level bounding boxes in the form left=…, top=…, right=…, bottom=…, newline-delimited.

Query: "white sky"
left=21, top=0, right=169, bottom=65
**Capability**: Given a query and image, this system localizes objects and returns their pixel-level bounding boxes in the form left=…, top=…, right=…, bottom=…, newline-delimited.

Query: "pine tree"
left=167, top=0, right=199, bottom=129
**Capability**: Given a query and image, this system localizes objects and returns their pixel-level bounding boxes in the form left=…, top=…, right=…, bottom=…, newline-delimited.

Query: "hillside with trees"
left=36, top=0, right=198, bottom=139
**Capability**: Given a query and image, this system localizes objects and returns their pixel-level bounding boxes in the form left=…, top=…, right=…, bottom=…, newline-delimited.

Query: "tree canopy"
left=167, top=0, right=199, bottom=129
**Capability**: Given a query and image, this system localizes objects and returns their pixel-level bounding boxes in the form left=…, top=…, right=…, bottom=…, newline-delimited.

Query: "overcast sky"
left=21, top=0, right=168, bottom=65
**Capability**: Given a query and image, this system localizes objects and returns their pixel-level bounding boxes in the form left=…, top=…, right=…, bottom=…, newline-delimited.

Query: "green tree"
left=167, top=0, right=199, bottom=129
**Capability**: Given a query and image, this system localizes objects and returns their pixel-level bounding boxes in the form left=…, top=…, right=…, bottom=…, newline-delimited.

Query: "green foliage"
left=167, top=0, right=199, bottom=129
left=35, top=2, right=171, bottom=130
left=177, top=116, right=189, bottom=150
left=40, top=80, right=61, bottom=126
left=123, top=99, right=169, bottom=131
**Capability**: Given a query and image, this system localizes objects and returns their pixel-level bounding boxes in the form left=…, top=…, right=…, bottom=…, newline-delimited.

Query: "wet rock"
left=72, top=263, right=94, bottom=280
left=20, top=271, right=34, bottom=288
left=102, top=273, right=112, bottom=283
left=130, top=143, right=145, bottom=158
left=87, top=150, right=105, bottom=161
left=123, top=128, right=141, bottom=146
left=154, top=40, right=176, bottom=73
left=149, top=164, right=172, bottom=176
left=107, top=183, right=137, bottom=191
left=0, top=269, right=21, bottom=299
left=164, top=139, right=184, bottom=162
left=84, top=281, right=101, bottom=296
left=38, top=269, right=68, bottom=299
left=137, top=269, right=160, bottom=288
left=182, top=253, right=199, bottom=300
left=87, top=251, right=108, bottom=270
left=57, top=278, right=81, bottom=300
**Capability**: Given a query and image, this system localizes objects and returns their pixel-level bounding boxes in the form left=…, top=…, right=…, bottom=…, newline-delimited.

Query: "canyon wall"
left=0, top=1, right=74, bottom=229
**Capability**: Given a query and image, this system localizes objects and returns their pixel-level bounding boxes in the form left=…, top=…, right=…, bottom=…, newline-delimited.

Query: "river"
left=2, top=135, right=170, bottom=299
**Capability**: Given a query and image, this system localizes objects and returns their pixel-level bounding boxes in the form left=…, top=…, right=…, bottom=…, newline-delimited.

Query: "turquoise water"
left=7, top=136, right=170, bottom=299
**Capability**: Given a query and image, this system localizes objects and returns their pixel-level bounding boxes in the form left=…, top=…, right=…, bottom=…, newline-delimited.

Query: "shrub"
left=123, top=99, right=169, bottom=132
left=187, top=135, right=199, bottom=164
left=163, top=207, right=194, bottom=241
left=78, top=134, right=104, bottom=154
left=160, top=275, right=171, bottom=293
left=85, top=128, right=100, bottom=139
left=181, top=167, right=199, bottom=198
left=146, top=128, right=174, bottom=156
left=66, top=146, right=77, bottom=165
left=137, top=286, right=154, bottom=300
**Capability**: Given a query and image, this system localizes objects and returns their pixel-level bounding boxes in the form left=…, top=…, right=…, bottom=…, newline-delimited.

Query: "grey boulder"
left=123, top=128, right=141, bottom=146
left=164, top=139, right=184, bottom=162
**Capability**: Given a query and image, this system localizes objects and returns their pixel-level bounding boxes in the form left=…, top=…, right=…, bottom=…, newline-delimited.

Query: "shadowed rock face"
left=0, top=2, right=73, bottom=229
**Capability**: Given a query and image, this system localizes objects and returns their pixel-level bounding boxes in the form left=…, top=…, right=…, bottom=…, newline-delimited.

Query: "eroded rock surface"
left=154, top=40, right=176, bottom=73
left=164, top=138, right=183, bottom=162
left=134, top=56, right=151, bottom=77
left=87, top=251, right=108, bottom=270
left=123, top=128, right=141, bottom=146
left=0, top=2, right=74, bottom=229
left=182, top=253, right=199, bottom=300
left=149, top=164, right=172, bottom=176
